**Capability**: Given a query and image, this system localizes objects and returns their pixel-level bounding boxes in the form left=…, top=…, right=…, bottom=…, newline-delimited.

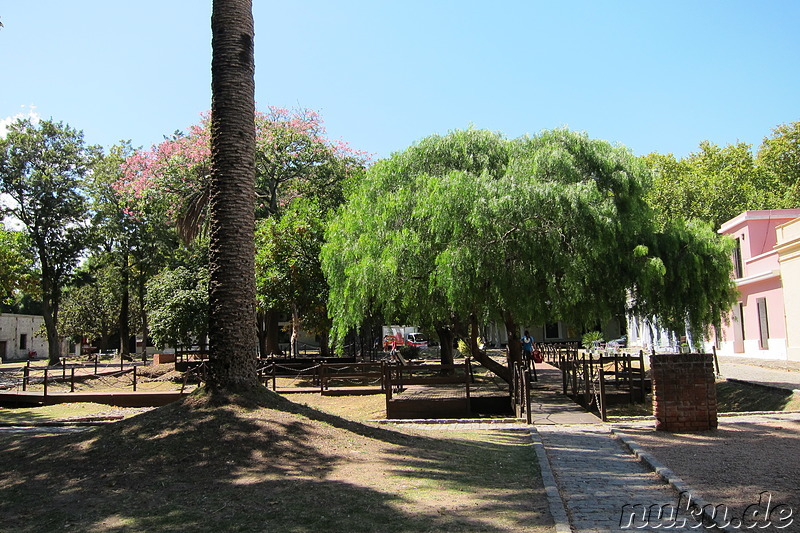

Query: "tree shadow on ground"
left=0, top=389, right=551, bottom=532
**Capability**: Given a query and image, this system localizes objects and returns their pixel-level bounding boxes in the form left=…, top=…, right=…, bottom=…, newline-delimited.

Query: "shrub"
left=399, top=345, right=420, bottom=359
left=581, top=331, right=603, bottom=350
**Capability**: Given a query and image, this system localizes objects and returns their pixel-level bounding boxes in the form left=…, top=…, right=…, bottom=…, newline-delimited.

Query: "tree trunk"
left=435, top=324, right=455, bottom=366
left=206, top=0, right=259, bottom=394
left=119, top=249, right=130, bottom=357
left=469, top=314, right=511, bottom=383
left=469, top=313, right=480, bottom=357
left=256, top=309, right=268, bottom=357
left=453, top=315, right=510, bottom=382
left=504, top=311, right=523, bottom=367
left=290, top=303, right=300, bottom=358
left=40, top=276, right=61, bottom=365
left=264, top=309, right=280, bottom=355
left=138, top=277, right=149, bottom=362
left=319, top=330, right=330, bottom=357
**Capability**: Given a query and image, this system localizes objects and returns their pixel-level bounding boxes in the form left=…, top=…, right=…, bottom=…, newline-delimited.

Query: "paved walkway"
left=529, top=363, right=717, bottom=532
left=716, top=355, right=800, bottom=391
left=534, top=425, right=714, bottom=532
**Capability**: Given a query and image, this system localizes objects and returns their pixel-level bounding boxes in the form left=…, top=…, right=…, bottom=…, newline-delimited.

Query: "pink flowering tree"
left=116, top=107, right=368, bottom=236
left=115, top=106, right=368, bottom=355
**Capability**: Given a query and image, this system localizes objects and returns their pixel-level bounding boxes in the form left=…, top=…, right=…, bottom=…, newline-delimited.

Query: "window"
left=732, top=238, right=744, bottom=279
left=756, top=298, right=769, bottom=350
left=739, top=303, right=746, bottom=340
left=545, top=322, right=560, bottom=340
left=19, top=334, right=27, bottom=350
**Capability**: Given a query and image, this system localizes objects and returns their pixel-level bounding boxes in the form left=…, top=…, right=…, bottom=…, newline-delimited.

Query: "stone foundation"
left=651, top=353, right=717, bottom=432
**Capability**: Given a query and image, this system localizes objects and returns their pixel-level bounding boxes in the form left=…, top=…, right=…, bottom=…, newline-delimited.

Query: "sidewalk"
left=529, top=363, right=716, bottom=532
left=716, top=355, right=800, bottom=391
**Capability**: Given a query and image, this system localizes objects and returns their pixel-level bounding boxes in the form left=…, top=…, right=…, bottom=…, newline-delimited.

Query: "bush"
left=399, top=345, right=420, bottom=359
left=456, top=339, right=469, bottom=356
left=581, top=331, right=603, bottom=350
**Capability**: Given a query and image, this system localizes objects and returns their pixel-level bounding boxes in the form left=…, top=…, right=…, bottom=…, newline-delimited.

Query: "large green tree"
left=206, top=0, right=259, bottom=394
left=0, top=119, right=94, bottom=364
left=643, top=122, right=800, bottom=229
left=324, top=128, right=736, bottom=381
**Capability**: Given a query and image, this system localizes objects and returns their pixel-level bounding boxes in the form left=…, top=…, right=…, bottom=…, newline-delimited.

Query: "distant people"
left=521, top=330, right=534, bottom=360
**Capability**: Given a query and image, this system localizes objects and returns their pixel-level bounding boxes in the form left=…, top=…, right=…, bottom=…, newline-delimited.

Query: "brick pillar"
left=651, top=353, right=717, bottom=432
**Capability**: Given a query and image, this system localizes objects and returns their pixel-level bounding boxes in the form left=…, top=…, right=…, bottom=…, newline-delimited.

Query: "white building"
left=0, top=313, right=49, bottom=362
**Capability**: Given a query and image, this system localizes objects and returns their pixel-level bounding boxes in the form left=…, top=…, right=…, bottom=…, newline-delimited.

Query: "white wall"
left=0, top=314, right=49, bottom=361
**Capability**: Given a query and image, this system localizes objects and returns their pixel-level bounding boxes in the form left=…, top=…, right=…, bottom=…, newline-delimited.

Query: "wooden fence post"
left=599, top=366, right=607, bottom=422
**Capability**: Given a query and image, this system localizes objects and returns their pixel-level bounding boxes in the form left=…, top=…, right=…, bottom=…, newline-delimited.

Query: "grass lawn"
left=0, top=402, right=146, bottom=425
left=0, top=390, right=553, bottom=533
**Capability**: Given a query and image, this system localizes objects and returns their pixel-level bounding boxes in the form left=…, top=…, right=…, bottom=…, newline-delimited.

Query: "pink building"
left=714, top=209, right=800, bottom=360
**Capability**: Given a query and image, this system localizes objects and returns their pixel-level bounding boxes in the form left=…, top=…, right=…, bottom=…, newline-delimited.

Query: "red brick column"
left=651, top=353, right=717, bottom=432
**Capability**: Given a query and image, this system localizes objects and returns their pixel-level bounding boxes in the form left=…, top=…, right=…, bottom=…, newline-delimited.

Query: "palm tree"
left=206, top=0, right=259, bottom=394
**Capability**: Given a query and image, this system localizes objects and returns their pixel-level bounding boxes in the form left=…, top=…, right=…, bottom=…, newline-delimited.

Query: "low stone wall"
left=152, top=352, right=176, bottom=365
left=651, top=353, right=717, bottom=432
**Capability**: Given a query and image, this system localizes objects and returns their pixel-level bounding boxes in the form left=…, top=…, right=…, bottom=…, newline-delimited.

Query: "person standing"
left=521, top=330, right=534, bottom=360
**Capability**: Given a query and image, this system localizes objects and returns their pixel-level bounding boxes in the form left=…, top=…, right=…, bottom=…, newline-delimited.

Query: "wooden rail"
left=319, top=361, right=386, bottom=393
left=512, top=359, right=533, bottom=423
left=383, top=359, right=472, bottom=419
left=556, top=349, right=649, bottom=421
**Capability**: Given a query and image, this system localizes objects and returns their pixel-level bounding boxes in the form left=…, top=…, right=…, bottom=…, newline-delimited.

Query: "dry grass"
left=0, top=389, right=553, bottom=533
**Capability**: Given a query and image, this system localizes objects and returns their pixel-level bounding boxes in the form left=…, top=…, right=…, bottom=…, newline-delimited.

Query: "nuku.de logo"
left=619, top=491, right=794, bottom=529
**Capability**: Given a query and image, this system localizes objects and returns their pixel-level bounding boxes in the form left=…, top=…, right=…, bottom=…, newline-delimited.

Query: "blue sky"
left=1, top=1, right=798, bottom=161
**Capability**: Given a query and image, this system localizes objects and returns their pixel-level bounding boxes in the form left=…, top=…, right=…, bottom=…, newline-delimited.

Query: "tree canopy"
left=644, top=121, right=800, bottom=229
left=323, top=127, right=737, bottom=377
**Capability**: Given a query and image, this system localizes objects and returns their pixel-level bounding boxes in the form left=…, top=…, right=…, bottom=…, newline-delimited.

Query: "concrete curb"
left=373, top=417, right=525, bottom=425
left=529, top=427, right=572, bottom=533
left=612, top=429, right=734, bottom=532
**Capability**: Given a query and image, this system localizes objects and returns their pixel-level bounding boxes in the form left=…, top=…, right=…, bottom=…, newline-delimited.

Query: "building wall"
left=776, top=218, right=800, bottom=362
left=714, top=209, right=800, bottom=360
left=0, top=314, right=49, bottom=361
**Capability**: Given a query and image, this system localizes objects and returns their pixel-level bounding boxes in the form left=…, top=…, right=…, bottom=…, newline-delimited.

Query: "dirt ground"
left=615, top=415, right=800, bottom=530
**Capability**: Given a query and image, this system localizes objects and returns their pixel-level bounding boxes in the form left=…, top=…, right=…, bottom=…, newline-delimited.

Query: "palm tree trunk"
left=206, top=0, right=259, bottom=393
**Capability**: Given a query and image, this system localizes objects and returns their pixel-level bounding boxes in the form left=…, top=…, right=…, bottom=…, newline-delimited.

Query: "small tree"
left=255, top=199, right=329, bottom=357
left=145, top=266, right=209, bottom=351
left=0, top=224, right=38, bottom=305
left=58, top=268, right=122, bottom=354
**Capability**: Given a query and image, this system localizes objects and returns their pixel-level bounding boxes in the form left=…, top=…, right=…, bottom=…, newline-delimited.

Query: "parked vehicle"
left=381, top=326, right=428, bottom=350
left=607, top=336, right=627, bottom=348
left=405, top=332, right=428, bottom=348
